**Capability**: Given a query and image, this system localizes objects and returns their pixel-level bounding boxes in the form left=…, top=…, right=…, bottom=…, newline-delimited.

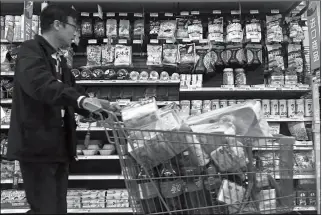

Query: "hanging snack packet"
left=93, top=13, right=105, bottom=38
left=1, top=45, right=11, bottom=72
left=288, top=44, right=303, bottom=73
left=208, top=10, right=224, bottom=43
left=81, top=12, right=93, bottom=38
left=226, top=10, right=243, bottom=43
left=245, top=10, right=262, bottom=43
left=147, top=44, right=162, bottom=66
left=245, top=44, right=262, bottom=65
left=176, top=13, right=189, bottom=39
left=286, top=15, right=304, bottom=43
left=226, top=44, right=246, bottom=66
left=266, top=12, right=283, bottom=44
left=213, top=45, right=225, bottom=66
left=133, top=13, right=144, bottom=40
left=86, top=45, right=102, bottom=66
left=149, top=13, right=160, bottom=38
left=101, top=44, right=115, bottom=66
left=114, top=45, right=132, bottom=66
left=162, top=44, right=178, bottom=66
left=158, top=20, right=177, bottom=40
left=118, top=18, right=130, bottom=39
left=178, top=43, right=195, bottom=64
left=267, top=44, right=284, bottom=71
left=105, top=13, right=117, bottom=38
left=188, top=11, right=203, bottom=41
left=195, top=45, right=208, bottom=74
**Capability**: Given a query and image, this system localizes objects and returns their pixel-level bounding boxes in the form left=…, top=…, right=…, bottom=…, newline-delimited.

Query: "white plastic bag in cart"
left=124, top=102, right=190, bottom=168
left=190, top=118, right=237, bottom=154
left=185, top=100, right=271, bottom=146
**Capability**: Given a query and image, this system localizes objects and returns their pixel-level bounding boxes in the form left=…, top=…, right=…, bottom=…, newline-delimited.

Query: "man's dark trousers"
left=20, top=162, right=69, bottom=214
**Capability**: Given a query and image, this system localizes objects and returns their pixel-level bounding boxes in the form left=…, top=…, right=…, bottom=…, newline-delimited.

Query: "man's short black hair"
left=40, top=5, right=78, bottom=33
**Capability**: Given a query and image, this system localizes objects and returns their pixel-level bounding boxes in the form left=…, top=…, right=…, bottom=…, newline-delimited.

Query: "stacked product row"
left=1, top=189, right=129, bottom=209
left=179, top=98, right=313, bottom=118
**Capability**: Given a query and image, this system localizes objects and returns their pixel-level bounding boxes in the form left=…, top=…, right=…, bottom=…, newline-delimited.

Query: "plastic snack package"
left=101, top=44, right=115, bottom=66
left=267, top=44, right=285, bottom=71
left=245, top=10, right=262, bottom=43
left=105, top=15, right=117, bottom=38
left=266, top=13, right=283, bottom=43
left=226, top=44, right=247, bottom=66
left=217, top=180, right=246, bottom=214
left=0, top=45, right=11, bottom=72
left=149, top=15, right=160, bottom=37
left=176, top=17, right=189, bottom=39
left=208, top=11, right=224, bottom=43
left=147, top=44, right=162, bottom=66
left=226, top=10, right=243, bottom=43
left=158, top=20, right=177, bottom=40
left=118, top=19, right=130, bottom=39
left=133, top=19, right=144, bottom=39
left=185, top=100, right=272, bottom=147
left=188, top=14, right=203, bottom=41
left=162, top=44, right=178, bottom=66
left=86, top=45, right=102, bottom=66
left=293, top=151, right=314, bottom=174
left=81, top=13, right=93, bottom=38
left=114, top=45, right=132, bottom=66
left=288, top=44, right=303, bottom=73
left=286, top=15, right=304, bottom=43
left=178, top=43, right=195, bottom=65
left=288, top=122, right=308, bottom=141
left=245, top=44, right=262, bottom=65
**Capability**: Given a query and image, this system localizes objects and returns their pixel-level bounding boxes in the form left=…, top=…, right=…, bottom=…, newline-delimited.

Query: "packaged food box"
left=256, top=189, right=276, bottom=214
left=296, top=190, right=307, bottom=206
left=217, top=179, right=245, bottom=214
left=307, top=191, right=316, bottom=206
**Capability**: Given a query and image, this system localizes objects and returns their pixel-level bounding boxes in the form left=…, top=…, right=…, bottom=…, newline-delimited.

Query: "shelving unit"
left=1, top=0, right=320, bottom=214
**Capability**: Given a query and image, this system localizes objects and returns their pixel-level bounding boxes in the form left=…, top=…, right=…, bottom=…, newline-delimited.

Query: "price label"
left=88, top=39, right=97, bottom=44
left=250, top=10, right=259, bottom=14
left=116, top=99, right=131, bottom=106
left=133, top=40, right=142, bottom=44
left=180, top=11, right=189, bottom=16
left=150, top=13, right=158, bottom=17
left=165, top=13, right=173, bottom=17
left=231, top=10, right=240, bottom=15
left=213, top=10, right=221, bottom=14
left=106, top=12, right=116, bottom=17
left=271, top=9, right=279, bottom=14
left=166, top=39, right=175, bottom=43
left=134, top=13, right=143, bottom=17
left=119, top=13, right=128, bottom=17
left=118, top=39, right=127, bottom=44
left=191, top=11, right=200, bottom=15
left=103, top=38, right=113, bottom=43
left=182, top=38, right=191, bottom=42
left=199, top=39, right=208, bottom=43
left=81, top=12, right=90, bottom=16
left=150, top=39, right=158, bottom=44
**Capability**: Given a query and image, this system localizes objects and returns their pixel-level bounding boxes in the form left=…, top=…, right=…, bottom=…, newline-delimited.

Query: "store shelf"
left=77, top=155, right=120, bottom=160
left=253, top=141, right=314, bottom=151
left=76, top=80, right=180, bottom=86
left=0, top=71, right=14, bottom=77
left=180, top=85, right=311, bottom=93
left=0, top=125, right=111, bottom=131
left=293, top=206, right=317, bottom=211
left=265, top=117, right=313, bottom=122
left=1, top=208, right=133, bottom=214
left=1, top=175, right=124, bottom=184
left=0, top=39, right=23, bottom=43
left=0, top=99, right=12, bottom=104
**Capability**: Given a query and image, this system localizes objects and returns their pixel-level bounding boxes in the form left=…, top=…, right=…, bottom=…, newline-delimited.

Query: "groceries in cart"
left=105, top=98, right=294, bottom=214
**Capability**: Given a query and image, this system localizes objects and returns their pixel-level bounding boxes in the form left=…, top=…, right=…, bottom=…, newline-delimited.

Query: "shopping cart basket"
left=90, top=107, right=295, bottom=215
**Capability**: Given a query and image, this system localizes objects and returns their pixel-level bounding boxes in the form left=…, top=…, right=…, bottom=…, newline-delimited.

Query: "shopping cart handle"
left=82, top=98, right=103, bottom=113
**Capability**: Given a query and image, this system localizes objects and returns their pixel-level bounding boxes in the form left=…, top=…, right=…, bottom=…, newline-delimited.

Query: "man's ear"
left=52, top=20, right=61, bottom=31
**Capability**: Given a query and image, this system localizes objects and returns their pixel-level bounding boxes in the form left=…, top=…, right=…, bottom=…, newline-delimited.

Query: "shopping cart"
left=86, top=101, right=296, bottom=215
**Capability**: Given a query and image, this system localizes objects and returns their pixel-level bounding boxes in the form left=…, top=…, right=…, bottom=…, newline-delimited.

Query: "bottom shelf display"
left=1, top=208, right=134, bottom=214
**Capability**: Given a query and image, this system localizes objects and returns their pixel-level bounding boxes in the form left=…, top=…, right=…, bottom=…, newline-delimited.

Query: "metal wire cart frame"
left=93, top=108, right=296, bottom=215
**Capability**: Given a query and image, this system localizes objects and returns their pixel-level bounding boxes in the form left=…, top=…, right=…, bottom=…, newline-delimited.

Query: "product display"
left=0, top=2, right=319, bottom=214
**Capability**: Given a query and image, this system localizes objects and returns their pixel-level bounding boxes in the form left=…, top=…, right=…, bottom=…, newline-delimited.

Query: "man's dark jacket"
left=7, top=35, right=89, bottom=163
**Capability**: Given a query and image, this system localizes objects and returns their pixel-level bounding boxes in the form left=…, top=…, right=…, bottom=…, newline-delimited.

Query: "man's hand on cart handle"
left=98, top=99, right=121, bottom=113
left=80, top=97, right=103, bottom=113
